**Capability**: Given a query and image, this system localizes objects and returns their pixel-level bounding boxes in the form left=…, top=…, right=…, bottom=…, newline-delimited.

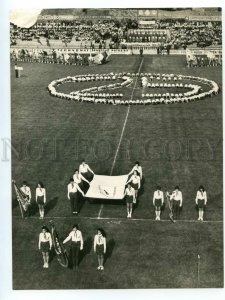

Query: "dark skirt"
left=96, top=244, right=104, bottom=255
left=125, top=195, right=133, bottom=204
left=37, top=195, right=44, bottom=205
left=131, top=182, right=139, bottom=191
left=40, top=241, right=50, bottom=253
left=155, top=198, right=162, bottom=207
left=197, top=199, right=205, bottom=209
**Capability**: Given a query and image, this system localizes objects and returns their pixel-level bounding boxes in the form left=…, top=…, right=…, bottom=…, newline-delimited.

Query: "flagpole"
left=18, top=198, right=24, bottom=219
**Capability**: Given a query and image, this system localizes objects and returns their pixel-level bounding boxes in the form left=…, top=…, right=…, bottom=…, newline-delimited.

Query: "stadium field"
left=11, top=55, right=223, bottom=288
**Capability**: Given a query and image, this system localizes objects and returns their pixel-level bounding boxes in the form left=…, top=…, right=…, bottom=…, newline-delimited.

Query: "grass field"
left=11, top=55, right=223, bottom=289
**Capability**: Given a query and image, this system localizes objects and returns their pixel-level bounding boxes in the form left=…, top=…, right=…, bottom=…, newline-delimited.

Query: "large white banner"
left=85, top=174, right=128, bottom=200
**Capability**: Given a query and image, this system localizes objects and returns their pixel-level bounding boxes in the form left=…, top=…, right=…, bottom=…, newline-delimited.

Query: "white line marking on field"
left=12, top=215, right=223, bottom=223
left=97, top=58, right=144, bottom=219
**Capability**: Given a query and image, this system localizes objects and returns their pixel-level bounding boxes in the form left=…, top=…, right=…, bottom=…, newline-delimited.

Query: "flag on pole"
left=12, top=180, right=30, bottom=217
left=50, top=221, right=68, bottom=268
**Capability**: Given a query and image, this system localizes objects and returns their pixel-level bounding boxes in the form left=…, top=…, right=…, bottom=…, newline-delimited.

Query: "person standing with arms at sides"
left=73, top=169, right=90, bottom=191
left=128, top=161, right=143, bottom=180
left=124, top=183, right=135, bottom=218
left=167, top=186, right=183, bottom=220
left=195, top=185, right=207, bottom=221
left=36, top=182, right=46, bottom=219
left=38, top=226, right=52, bottom=268
left=79, top=159, right=95, bottom=182
left=20, top=181, right=31, bottom=218
left=153, top=186, right=164, bottom=221
left=94, top=228, right=106, bottom=270
left=67, top=178, right=84, bottom=215
left=126, top=170, right=140, bottom=203
left=63, top=224, right=83, bottom=269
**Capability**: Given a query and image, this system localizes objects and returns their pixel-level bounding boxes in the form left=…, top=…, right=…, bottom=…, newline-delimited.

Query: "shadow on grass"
left=79, top=236, right=93, bottom=265
left=104, top=238, right=115, bottom=265
left=45, top=197, right=58, bottom=215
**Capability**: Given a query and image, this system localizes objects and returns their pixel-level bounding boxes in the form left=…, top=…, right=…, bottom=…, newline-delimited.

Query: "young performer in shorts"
left=94, top=228, right=106, bottom=270
left=63, top=224, right=83, bottom=269
left=195, top=185, right=207, bottom=221
left=36, top=182, right=46, bottom=219
left=124, top=183, right=135, bottom=218
left=126, top=170, right=141, bottom=202
left=153, top=186, right=164, bottom=220
left=38, top=226, right=52, bottom=268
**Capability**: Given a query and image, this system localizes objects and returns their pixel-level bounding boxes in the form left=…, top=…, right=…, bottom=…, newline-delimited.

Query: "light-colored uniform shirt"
left=73, top=173, right=87, bottom=184
left=94, top=234, right=106, bottom=253
left=79, top=163, right=93, bottom=174
left=36, top=188, right=46, bottom=202
left=127, top=175, right=141, bottom=189
left=38, top=232, right=52, bottom=249
left=195, top=191, right=207, bottom=205
left=129, top=165, right=143, bottom=179
left=124, top=186, right=135, bottom=198
left=153, top=190, right=164, bottom=205
left=20, top=186, right=31, bottom=200
left=170, top=190, right=183, bottom=206
left=63, top=230, right=83, bottom=249
left=67, top=182, right=83, bottom=198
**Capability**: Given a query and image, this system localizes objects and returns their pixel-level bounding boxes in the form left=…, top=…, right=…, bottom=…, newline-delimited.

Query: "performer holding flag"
left=63, top=224, right=83, bottom=269
left=166, top=186, right=183, bottom=221
left=12, top=180, right=31, bottom=218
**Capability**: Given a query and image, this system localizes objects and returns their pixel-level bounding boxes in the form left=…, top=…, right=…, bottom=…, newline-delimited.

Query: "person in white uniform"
left=79, top=159, right=95, bottom=182
left=94, top=228, right=106, bottom=270
left=38, top=226, right=52, bottom=268
left=67, top=178, right=84, bottom=214
left=73, top=169, right=90, bottom=191
left=128, top=161, right=143, bottom=179
left=167, top=186, right=183, bottom=220
left=153, top=186, right=164, bottom=220
left=63, top=224, right=83, bottom=269
left=195, top=185, right=207, bottom=221
left=126, top=170, right=141, bottom=202
left=124, top=183, right=135, bottom=218
left=36, top=182, right=46, bottom=219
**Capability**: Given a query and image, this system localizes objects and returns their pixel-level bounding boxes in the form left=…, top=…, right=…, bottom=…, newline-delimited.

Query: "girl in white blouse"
left=94, top=228, right=106, bottom=270
left=126, top=170, right=141, bottom=202
left=195, top=185, right=207, bottom=221
left=38, top=226, right=52, bottom=268
left=73, top=169, right=90, bottom=190
left=36, top=182, right=46, bottom=219
left=128, top=161, right=143, bottom=179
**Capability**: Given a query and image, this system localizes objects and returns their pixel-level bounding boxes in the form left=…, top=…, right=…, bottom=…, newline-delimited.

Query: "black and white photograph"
left=0, top=0, right=224, bottom=299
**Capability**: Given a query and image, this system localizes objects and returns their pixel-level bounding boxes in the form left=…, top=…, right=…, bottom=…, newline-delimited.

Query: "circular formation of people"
left=48, top=72, right=219, bottom=105
left=19, top=160, right=207, bottom=270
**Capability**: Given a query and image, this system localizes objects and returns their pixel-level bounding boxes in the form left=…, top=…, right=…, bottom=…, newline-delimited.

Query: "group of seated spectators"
left=10, top=18, right=222, bottom=50
left=157, top=20, right=222, bottom=49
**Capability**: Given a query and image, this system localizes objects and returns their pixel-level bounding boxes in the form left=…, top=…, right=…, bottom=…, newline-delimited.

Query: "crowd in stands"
left=10, top=18, right=222, bottom=50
